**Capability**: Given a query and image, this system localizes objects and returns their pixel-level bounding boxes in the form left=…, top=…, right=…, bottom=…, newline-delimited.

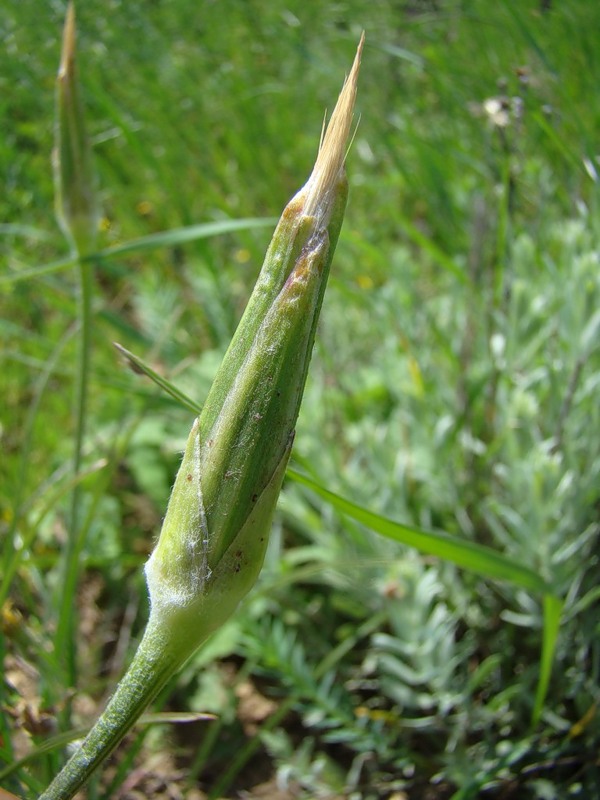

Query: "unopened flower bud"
left=145, top=34, right=364, bottom=655
left=53, top=2, right=99, bottom=255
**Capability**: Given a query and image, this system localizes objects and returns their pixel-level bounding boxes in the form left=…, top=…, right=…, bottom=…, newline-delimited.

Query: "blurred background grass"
left=1, top=1, right=600, bottom=798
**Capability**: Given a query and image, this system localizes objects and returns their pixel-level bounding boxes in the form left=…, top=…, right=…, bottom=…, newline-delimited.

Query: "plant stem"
left=56, top=256, right=93, bottom=691
left=39, top=617, right=182, bottom=800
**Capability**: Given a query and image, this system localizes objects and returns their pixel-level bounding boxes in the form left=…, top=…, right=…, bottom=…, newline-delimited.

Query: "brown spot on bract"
left=282, top=195, right=304, bottom=220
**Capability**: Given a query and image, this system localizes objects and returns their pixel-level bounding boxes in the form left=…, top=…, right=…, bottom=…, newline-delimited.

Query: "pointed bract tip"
left=54, top=0, right=98, bottom=255
left=59, top=2, right=76, bottom=79
left=303, top=33, right=364, bottom=219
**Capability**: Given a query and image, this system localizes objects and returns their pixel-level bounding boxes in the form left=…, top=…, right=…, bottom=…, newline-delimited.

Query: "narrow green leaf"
left=113, top=343, right=201, bottom=414
left=288, top=470, right=564, bottom=725
left=379, top=42, right=424, bottom=68
left=0, top=254, right=77, bottom=285
left=96, top=217, right=277, bottom=258
left=0, top=224, right=54, bottom=241
left=531, top=111, right=586, bottom=176
left=287, top=469, right=554, bottom=596
left=0, top=712, right=214, bottom=782
left=140, top=711, right=216, bottom=724
left=503, top=2, right=555, bottom=73
left=0, top=728, right=88, bottom=781
left=397, top=216, right=468, bottom=284
left=532, top=594, right=564, bottom=726
left=0, top=218, right=276, bottom=286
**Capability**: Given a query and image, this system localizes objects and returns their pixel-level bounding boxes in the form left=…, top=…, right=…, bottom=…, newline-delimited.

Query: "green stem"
left=56, top=256, right=93, bottom=690
left=38, top=617, right=182, bottom=800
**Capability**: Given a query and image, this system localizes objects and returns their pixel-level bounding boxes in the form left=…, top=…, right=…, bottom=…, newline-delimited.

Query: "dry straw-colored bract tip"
left=59, top=1, right=76, bottom=78
left=54, top=0, right=98, bottom=255
left=303, top=32, right=364, bottom=220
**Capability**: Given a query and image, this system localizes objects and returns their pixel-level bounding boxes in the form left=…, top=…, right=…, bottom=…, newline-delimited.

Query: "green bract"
left=145, top=180, right=348, bottom=628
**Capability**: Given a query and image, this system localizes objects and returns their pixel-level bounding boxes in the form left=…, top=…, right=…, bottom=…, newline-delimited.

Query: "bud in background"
left=53, top=2, right=98, bottom=256
left=52, top=2, right=101, bottom=689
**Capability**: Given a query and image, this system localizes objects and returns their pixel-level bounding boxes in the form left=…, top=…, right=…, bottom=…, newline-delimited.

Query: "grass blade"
left=113, top=342, right=201, bottom=414
left=397, top=216, right=468, bottom=284
left=0, top=254, right=78, bottom=285
left=96, top=217, right=277, bottom=258
left=0, top=218, right=276, bottom=286
left=532, top=594, right=564, bottom=726
left=288, top=470, right=565, bottom=726
left=287, top=469, right=554, bottom=596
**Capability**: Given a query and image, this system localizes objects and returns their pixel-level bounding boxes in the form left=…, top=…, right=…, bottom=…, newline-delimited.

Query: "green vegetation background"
left=1, top=0, right=599, bottom=797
